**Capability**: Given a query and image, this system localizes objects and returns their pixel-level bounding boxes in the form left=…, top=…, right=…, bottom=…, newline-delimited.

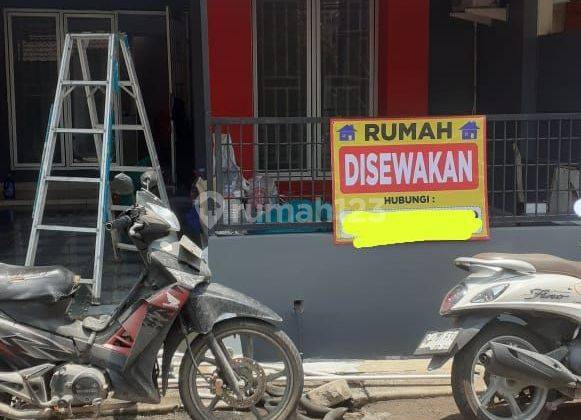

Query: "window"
left=5, top=10, right=170, bottom=171
left=7, top=13, right=63, bottom=167
left=254, top=0, right=376, bottom=173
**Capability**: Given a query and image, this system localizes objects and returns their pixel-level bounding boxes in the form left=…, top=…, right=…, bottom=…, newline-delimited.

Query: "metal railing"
left=209, top=117, right=331, bottom=232
left=209, top=114, right=580, bottom=232
left=487, top=113, right=580, bottom=225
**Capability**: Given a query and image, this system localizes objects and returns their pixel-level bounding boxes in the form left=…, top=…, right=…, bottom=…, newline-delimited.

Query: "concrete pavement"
left=61, top=358, right=581, bottom=418
left=355, top=397, right=581, bottom=420
left=78, top=358, right=454, bottom=417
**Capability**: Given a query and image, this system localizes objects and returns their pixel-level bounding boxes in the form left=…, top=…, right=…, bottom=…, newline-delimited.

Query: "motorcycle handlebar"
left=106, top=215, right=133, bottom=231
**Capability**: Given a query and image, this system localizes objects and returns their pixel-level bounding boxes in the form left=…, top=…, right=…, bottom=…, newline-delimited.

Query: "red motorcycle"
left=0, top=176, right=303, bottom=419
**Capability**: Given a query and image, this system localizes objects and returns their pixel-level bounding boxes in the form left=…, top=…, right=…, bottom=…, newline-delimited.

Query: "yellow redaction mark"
left=342, top=209, right=483, bottom=248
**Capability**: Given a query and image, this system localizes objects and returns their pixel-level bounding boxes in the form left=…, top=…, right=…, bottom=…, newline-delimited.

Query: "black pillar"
left=514, top=0, right=539, bottom=113
left=188, top=0, right=212, bottom=187
left=475, top=0, right=539, bottom=114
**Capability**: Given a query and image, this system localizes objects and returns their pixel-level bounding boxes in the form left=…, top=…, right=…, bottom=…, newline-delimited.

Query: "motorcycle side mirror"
left=110, top=173, right=134, bottom=196
left=140, top=170, right=157, bottom=191
left=575, top=199, right=581, bottom=217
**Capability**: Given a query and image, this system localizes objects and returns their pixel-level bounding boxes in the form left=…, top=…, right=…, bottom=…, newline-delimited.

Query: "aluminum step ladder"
left=25, top=33, right=168, bottom=304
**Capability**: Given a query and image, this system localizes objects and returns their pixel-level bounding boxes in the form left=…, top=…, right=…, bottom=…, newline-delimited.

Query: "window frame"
left=251, top=0, right=378, bottom=178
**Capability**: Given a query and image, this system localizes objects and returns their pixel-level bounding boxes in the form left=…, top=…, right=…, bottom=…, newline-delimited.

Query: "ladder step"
left=46, top=176, right=101, bottom=183
left=62, top=80, right=107, bottom=86
left=116, top=243, right=138, bottom=252
left=37, top=225, right=97, bottom=234
left=70, top=33, right=111, bottom=39
left=111, top=166, right=154, bottom=172
left=54, top=128, right=104, bottom=134
left=96, top=124, right=144, bottom=131
left=113, top=124, right=143, bottom=131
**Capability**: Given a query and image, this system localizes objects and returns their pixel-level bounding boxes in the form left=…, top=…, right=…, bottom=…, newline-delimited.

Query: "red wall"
left=207, top=0, right=253, bottom=117
left=378, top=0, right=430, bottom=117
left=207, top=0, right=431, bottom=120
left=207, top=0, right=254, bottom=176
left=207, top=0, right=431, bottom=186
left=566, top=1, right=581, bottom=30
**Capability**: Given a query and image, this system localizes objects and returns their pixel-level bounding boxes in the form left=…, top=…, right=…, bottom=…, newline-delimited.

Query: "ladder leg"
left=92, top=34, right=117, bottom=304
left=119, top=35, right=169, bottom=205
left=77, top=38, right=121, bottom=262
left=26, top=35, right=75, bottom=267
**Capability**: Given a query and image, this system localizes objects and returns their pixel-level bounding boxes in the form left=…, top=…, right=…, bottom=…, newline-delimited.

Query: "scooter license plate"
left=414, top=330, right=460, bottom=356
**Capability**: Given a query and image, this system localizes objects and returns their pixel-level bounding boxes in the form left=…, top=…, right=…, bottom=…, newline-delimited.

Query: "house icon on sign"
left=338, top=125, right=357, bottom=141
left=459, top=121, right=479, bottom=140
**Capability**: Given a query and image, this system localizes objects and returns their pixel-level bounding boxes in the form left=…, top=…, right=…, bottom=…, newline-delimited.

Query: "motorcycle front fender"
left=187, top=282, right=283, bottom=334
left=428, top=314, right=495, bottom=371
left=160, top=282, right=282, bottom=395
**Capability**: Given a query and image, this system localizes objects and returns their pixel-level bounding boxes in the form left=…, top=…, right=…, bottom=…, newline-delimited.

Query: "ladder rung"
left=111, top=166, right=153, bottom=172
left=113, top=124, right=143, bottom=131
left=54, top=128, right=104, bottom=134
left=118, top=81, right=132, bottom=86
left=37, top=225, right=97, bottom=234
left=116, top=243, right=138, bottom=252
left=79, top=278, right=94, bottom=285
left=69, top=33, right=111, bottom=39
left=62, top=80, right=107, bottom=86
left=96, top=124, right=144, bottom=131
left=46, top=176, right=101, bottom=183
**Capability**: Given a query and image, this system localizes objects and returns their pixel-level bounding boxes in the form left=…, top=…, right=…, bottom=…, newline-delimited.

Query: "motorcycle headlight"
left=440, top=284, right=467, bottom=315
left=471, top=283, right=509, bottom=303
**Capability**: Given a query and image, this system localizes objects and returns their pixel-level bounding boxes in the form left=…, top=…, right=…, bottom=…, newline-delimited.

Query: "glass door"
left=7, top=12, right=64, bottom=167
left=63, top=14, right=115, bottom=166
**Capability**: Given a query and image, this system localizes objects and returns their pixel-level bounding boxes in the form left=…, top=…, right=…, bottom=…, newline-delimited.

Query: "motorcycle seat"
left=0, top=263, right=79, bottom=303
left=474, top=253, right=581, bottom=279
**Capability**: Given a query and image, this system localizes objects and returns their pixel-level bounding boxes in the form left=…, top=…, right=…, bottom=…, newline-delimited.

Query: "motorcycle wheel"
left=451, top=323, right=552, bottom=420
left=179, top=318, right=303, bottom=420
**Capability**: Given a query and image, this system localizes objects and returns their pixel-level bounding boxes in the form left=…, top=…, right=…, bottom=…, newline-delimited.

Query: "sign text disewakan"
left=331, top=117, right=489, bottom=246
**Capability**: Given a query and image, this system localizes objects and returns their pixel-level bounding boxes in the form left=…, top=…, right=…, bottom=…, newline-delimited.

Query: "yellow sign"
left=330, top=116, right=490, bottom=246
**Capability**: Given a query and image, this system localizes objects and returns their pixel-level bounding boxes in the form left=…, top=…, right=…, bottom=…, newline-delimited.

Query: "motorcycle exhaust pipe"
left=0, top=401, right=53, bottom=419
left=481, top=342, right=579, bottom=390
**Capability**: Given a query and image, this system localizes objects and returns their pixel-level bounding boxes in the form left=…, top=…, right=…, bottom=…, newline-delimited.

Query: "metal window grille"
left=254, top=0, right=373, bottom=174
left=487, top=113, right=581, bottom=225
left=209, top=114, right=581, bottom=232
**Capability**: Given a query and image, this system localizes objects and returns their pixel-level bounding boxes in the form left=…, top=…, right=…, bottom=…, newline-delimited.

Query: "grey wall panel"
left=209, top=226, right=581, bottom=358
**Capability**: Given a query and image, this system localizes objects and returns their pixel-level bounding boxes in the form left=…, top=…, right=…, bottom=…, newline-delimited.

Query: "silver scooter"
left=416, top=199, right=581, bottom=420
